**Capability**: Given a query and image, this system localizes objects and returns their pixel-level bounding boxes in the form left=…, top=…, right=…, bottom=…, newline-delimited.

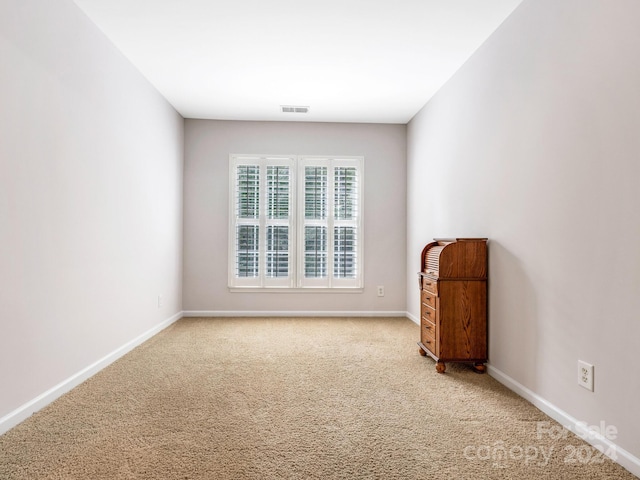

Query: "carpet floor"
left=0, top=317, right=635, bottom=479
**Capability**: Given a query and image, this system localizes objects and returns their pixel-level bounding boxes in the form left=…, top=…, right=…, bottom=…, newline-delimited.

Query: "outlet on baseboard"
left=377, top=286, right=385, bottom=297
left=578, top=360, right=594, bottom=391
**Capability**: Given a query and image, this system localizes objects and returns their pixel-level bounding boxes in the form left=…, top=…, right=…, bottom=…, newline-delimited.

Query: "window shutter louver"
left=334, top=167, right=357, bottom=221
left=303, top=166, right=328, bottom=279
left=237, top=165, right=259, bottom=219
left=266, top=226, right=289, bottom=278
left=267, top=166, right=290, bottom=219
left=333, top=167, right=358, bottom=279
left=266, top=165, right=291, bottom=278
left=334, top=226, right=357, bottom=278
left=235, top=165, right=260, bottom=278
left=304, top=226, right=328, bottom=278
left=236, top=225, right=259, bottom=277
left=304, top=166, right=327, bottom=220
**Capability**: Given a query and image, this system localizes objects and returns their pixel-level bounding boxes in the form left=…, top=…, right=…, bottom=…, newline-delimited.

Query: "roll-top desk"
left=417, top=238, right=488, bottom=373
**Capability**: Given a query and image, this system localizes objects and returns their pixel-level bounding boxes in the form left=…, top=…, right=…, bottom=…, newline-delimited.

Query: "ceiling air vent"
left=281, top=105, right=310, bottom=114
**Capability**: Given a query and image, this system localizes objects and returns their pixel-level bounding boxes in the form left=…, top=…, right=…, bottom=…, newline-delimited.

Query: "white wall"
left=0, top=0, right=183, bottom=424
left=183, top=120, right=406, bottom=314
left=407, top=0, right=640, bottom=464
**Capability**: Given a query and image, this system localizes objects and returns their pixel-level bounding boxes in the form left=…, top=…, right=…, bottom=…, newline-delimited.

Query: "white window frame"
left=228, top=154, right=364, bottom=292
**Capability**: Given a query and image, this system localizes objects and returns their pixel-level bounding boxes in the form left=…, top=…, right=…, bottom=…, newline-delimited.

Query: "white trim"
left=0, top=311, right=183, bottom=436
left=488, top=364, right=640, bottom=478
left=406, top=311, right=420, bottom=325
left=182, top=310, right=408, bottom=318
left=228, top=287, right=364, bottom=293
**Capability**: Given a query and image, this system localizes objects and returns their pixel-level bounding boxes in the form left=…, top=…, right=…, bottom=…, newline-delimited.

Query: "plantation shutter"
left=298, top=157, right=362, bottom=288
left=266, top=165, right=290, bottom=279
left=333, top=166, right=358, bottom=279
left=229, top=156, right=294, bottom=288
left=303, top=166, right=328, bottom=281
left=235, top=165, right=260, bottom=279
left=229, top=155, right=362, bottom=290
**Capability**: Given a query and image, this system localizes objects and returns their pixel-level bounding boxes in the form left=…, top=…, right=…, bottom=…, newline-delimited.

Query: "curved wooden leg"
left=436, top=361, right=446, bottom=374
left=473, top=363, right=486, bottom=374
left=418, top=348, right=427, bottom=356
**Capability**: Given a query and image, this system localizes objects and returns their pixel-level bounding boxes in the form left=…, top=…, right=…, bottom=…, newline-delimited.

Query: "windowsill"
left=228, top=287, right=364, bottom=293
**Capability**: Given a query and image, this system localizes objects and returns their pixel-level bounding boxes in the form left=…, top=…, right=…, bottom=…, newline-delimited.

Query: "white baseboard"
left=0, top=311, right=183, bottom=436
left=406, top=311, right=419, bottom=325
left=488, top=364, right=640, bottom=478
left=182, top=310, right=409, bottom=318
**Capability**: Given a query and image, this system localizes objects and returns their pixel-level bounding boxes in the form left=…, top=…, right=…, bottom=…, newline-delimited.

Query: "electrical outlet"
left=157, top=295, right=163, bottom=308
left=578, top=360, right=594, bottom=391
left=377, top=286, right=385, bottom=297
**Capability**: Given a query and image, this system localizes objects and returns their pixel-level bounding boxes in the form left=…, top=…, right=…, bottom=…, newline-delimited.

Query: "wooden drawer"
left=421, top=290, right=437, bottom=309
left=421, top=304, right=436, bottom=323
left=421, top=317, right=436, bottom=336
left=421, top=276, right=437, bottom=294
left=421, top=322, right=436, bottom=353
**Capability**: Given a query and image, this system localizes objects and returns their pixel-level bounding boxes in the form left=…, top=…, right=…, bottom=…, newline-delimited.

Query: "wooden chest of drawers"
left=418, top=238, right=488, bottom=373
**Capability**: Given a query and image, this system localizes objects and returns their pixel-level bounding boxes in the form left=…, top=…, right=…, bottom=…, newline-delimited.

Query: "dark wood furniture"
left=417, top=238, right=488, bottom=373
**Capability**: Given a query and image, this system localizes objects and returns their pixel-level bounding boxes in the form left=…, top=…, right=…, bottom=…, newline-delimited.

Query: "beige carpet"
left=0, top=317, right=634, bottom=479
